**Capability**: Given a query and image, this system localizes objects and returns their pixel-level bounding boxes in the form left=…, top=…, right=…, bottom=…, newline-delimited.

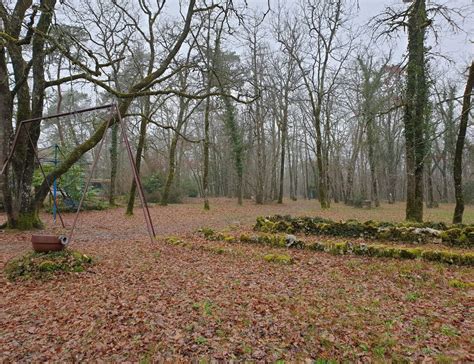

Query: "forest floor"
left=1, top=198, right=473, bottom=362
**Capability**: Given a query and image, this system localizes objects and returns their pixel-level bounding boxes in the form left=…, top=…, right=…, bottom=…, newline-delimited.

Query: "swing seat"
left=31, top=235, right=65, bottom=252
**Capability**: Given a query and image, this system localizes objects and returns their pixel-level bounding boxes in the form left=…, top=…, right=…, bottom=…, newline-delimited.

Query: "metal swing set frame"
left=1, top=103, right=156, bottom=244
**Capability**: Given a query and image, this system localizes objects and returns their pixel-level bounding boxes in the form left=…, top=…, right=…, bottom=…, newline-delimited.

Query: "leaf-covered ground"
left=1, top=198, right=473, bottom=362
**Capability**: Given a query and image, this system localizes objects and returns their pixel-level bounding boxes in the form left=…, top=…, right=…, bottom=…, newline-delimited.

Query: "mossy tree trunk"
left=278, top=104, right=287, bottom=204
left=108, top=123, right=119, bottom=206
left=357, top=56, right=386, bottom=208
left=426, top=158, right=436, bottom=208
left=453, top=61, right=474, bottom=224
left=0, top=46, right=13, bottom=228
left=345, top=123, right=363, bottom=204
left=1, top=0, right=56, bottom=229
left=161, top=97, right=188, bottom=206
left=214, top=37, right=244, bottom=205
left=126, top=98, right=149, bottom=215
left=202, top=17, right=213, bottom=211
left=203, top=96, right=211, bottom=210
left=404, top=0, right=429, bottom=222
left=221, top=95, right=244, bottom=205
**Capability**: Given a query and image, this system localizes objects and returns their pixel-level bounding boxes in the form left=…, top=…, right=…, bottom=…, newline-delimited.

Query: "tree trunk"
left=314, top=101, right=330, bottom=209
left=0, top=46, right=13, bottom=228
left=161, top=98, right=187, bottom=206
left=203, top=96, right=211, bottom=210
left=426, top=157, right=436, bottom=208
left=404, top=0, right=428, bottom=222
left=367, top=118, right=379, bottom=207
left=109, top=123, right=119, bottom=205
left=3, top=0, right=57, bottom=229
left=453, top=61, right=474, bottom=224
left=278, top=118, right=287, bottom=204
left=126, top=100, right=149, bottom=215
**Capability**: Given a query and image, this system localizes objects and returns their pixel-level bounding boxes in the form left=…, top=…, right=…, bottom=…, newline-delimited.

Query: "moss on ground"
left=4, top=249, right=93, bottom=281
left=199, top=228, right=474, bottom=266
left=263, top=253, right=293, bottom=265
left=10, top=212, right=44, bottom=230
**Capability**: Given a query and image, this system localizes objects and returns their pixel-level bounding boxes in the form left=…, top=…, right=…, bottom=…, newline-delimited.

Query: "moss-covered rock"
left=198, top=227, right=216, bottom=239
left=440, top=227, right=473, bottom=248
left=255, top=215, right=473, bottom=247
left=4, top=250, right=93, bottom=281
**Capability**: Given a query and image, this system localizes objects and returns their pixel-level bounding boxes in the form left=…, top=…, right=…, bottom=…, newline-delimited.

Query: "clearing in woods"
left=1, top=198, right=473, bottom=362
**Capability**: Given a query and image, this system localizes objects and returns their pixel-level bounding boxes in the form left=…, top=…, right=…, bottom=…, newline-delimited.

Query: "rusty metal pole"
left=1, top=104, right=114, bottom=176
left=115, top=103, right=156, bottom=242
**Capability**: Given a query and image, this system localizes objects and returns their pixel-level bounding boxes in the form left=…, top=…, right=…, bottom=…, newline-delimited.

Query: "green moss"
left=38, top=260, right=57, bottom=272
left=440, top=227, right=473, bottom=248
left=399, top=248, right=422, bottom=259
left=222, top=234, right=237, bottom=243
left=198, top=227, right=216, bottom=239
left=4, top=250, right=94, bottom=281
left=255, top=217, right=277, bottom=233
left=165, top=236, right=186, bottom=246
left=10, top=212, right=43, bottom=230
left=255, top=215, right=473, bottom=247
left=239, top=233, right=251, bottom=243
left=263, top=253, right=293, bottom=265
left=420, top=250, right=474, bottom=266
left=448, top=279, right=474, bottom=289
left=202, top=246, right=227, bottom=255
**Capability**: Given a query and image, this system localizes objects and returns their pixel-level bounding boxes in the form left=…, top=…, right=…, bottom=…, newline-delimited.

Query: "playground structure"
left=1, top=103, right=156, bottom=250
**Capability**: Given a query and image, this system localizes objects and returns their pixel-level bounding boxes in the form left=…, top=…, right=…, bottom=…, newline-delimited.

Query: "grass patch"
left=440, top=324, right=459, bottom=337
left=405, top=292, right=421, bottom=302
left=195, top=336, right=208, bottom=345
left=4, top=250, right=93, bottom=281
left=192, top=299, right=215, bottom=316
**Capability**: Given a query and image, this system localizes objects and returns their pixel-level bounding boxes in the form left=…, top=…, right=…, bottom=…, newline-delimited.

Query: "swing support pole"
left=1, top=103, right=156, bottom=245
left=53, top=144, right=58, bottom=224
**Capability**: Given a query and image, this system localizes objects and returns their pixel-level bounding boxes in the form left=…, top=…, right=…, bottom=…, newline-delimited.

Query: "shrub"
left=352, top=195, right=365, bottom=208
left=4, top=250, right=93, bottom=281
left=180, top=178, right=199, bottom=198
left=143, top=172, right=165, bottom=202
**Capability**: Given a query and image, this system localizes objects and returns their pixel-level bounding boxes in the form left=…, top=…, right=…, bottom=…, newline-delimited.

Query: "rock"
left=413, top=227, right=441, bottom=237
left=285, top=234, right=297, bottom=247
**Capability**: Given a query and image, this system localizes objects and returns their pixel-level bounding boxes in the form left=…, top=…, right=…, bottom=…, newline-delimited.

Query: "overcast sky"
left=168, top=0, right=473, bottom=79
